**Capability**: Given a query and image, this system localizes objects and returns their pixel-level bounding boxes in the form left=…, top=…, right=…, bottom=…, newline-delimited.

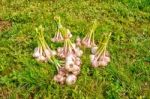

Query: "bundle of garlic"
left=33, top=25, right=56, bottom=62
left=57, top=38, right=83, bottom=58
left=32, top=16, right=112, bottom=85
left=51, top=16, right=72, bottom=42
left=81, top=20, right=97, bottom=48
left=54, top=37, right=83, bottom=85
left=53, top=67, right=78, bottom=85
left=90, top=33, right=111, bottom=67
left=53, top=22, right=83, bottom=84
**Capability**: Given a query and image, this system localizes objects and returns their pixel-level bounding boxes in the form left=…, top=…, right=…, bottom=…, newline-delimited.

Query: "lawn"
left=0, top=0, right=150, bottom=98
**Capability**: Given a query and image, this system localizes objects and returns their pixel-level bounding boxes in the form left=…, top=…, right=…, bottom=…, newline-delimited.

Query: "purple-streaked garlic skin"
left=51, top=32, right=64, bottom=42
left=51, top=30, right=72, bottom=42
left=81, top=21, right=97, bottom=48
left=90, top=51, right=111, bottom=68
left=57, top=47, right=65, bottom=58
left=82, top=35, right=96, bottom=48
left=54, top=38, right=82, bottom=85
left=54, top=74, right=66, bottom=84
left=82, top=37, right=91, bottom=48
left=33, top=46, right=56, bottom=62
left=66, top=74, right=77, bottom=85
left=58, top=67, right=68, bottom=76
left=57, top=41, right=83, bottom=59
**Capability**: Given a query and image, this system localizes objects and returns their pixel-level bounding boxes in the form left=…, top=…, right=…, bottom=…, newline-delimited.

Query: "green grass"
left=0, top=0, right=150, bottom=98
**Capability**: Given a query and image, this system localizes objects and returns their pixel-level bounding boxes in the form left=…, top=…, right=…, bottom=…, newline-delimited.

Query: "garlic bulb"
left=91, top=46, right=98, bottom=54
left=66, top=74, right=77, bottom=85
left=33, top=47, right=40, bottom=58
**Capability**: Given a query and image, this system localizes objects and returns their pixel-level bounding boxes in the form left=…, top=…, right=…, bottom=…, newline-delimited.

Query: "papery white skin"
left=74, top=48, right=83, bottom=57
left=66, top=54, right=75, bottom=62
left=36, top=55, right=48, bottom=62
left=51, top=50, right=57, bottom=56
left=33, top=47, right=41, bottom=58
left=65, top=59, right=74, bottom=66
left=91, top=46, right=98, bottom=54
left=65, top=63, right=75, bottom=72
left=76, top=37, right=81, bottom=46
left=66, top=74, right=77, bottom=85
left=90, top=55, right=95, bottom=62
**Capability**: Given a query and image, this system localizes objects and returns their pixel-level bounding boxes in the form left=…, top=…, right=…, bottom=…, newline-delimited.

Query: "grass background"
left=0, top=0, right=150, bottom=98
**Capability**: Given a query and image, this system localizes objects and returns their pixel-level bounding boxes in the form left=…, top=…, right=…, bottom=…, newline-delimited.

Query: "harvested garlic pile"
left=33, top=17, right=112, bottom=85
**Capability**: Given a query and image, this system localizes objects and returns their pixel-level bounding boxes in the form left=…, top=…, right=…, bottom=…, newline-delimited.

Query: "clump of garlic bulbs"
left=90, top=33, right=111, bottom=67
